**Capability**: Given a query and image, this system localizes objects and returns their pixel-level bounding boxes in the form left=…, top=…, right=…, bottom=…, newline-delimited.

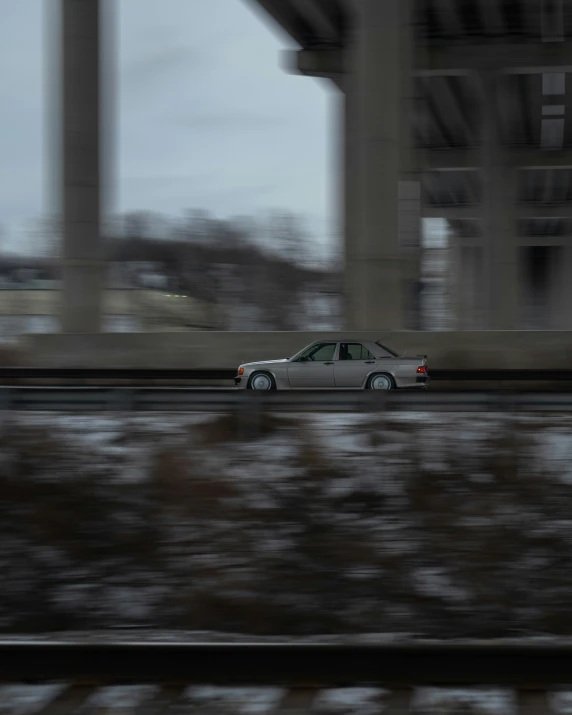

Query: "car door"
left=287, top=342, right=337, bottom=388
left=334, top=343, right=378, bottom=388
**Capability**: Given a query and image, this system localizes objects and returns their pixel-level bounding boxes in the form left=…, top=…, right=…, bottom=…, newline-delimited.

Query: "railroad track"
left=0, top=641, right=570, bottom=713
left=0, top=387, right=572, bottom=411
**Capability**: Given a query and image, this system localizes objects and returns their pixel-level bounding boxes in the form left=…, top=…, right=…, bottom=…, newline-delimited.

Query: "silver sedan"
left=235, top=340, right=429, bottom=390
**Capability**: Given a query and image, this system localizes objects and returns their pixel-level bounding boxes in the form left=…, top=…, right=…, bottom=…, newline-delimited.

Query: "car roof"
left=309, top=339, right=386, bottom=351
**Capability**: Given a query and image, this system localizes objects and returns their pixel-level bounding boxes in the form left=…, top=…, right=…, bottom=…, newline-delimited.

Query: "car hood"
left=241, top=359, right=289, bottom=368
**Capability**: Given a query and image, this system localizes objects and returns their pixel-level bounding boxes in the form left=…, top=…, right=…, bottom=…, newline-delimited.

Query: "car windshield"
left=375, top=341, right=399, bottom=357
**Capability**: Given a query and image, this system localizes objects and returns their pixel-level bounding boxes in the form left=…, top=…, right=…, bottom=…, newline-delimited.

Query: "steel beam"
left=480, top=0, right=506, bottom=37
left=519, top=203, right=572, bottom=218
left=431, top=0, right=465, bottom=38
left=419, top=148, right=480, bottom=170
left=424, top=206, right=482, bottom=219
left=290, top=0, right=340, bottom=44
left=284, top=48, right=344, bottom=76
left=287, top=45, right=572, bottom=83
left=518, top=234, right=572, bottom=245
left=420, top=41, right=572, bottom=75
left=425, top=203, right=572, bottom=219
left=419, top=148, right=572, bottom=171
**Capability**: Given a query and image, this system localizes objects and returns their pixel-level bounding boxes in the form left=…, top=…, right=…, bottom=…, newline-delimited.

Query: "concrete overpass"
left=58, top=0, right=572, bottom=334
left=248, top=0, right=572, bottom=331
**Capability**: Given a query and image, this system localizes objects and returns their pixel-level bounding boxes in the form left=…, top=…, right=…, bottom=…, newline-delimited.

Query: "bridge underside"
left=250, top=0, right=572, bottom=331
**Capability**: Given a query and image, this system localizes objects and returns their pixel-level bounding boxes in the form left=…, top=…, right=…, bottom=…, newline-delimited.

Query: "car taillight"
left=417, top=365, right=427, bottom=374
left=237, top=367, right=244, bottom=376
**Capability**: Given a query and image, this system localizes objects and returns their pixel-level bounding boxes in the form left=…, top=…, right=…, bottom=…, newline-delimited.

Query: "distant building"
left=0, top=261, right=219, bottom=337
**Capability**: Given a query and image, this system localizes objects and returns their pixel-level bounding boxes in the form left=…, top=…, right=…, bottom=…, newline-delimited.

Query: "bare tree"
left=28, top=216, right=61, bottom=261
left=107, top=209, right=342, bottom=331
left=263, top=210, right=308, bottom=265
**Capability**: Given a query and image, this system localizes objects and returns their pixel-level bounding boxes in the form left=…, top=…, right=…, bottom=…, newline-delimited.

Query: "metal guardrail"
left=2, top=387, right=572, bottom=411
left=0, top=367, right=235, bottom=380
left=0, top=641, right=570, bottom=712
left=433, top=369, right=572, bottom=381
left=2, top=368, right=572, bottom=383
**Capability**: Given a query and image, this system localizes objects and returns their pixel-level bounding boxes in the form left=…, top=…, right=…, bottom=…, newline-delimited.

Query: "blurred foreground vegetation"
left=0, top=410, right=570, bottom=636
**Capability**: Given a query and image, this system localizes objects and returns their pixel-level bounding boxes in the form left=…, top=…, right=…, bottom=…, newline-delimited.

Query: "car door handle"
left=365, top=361, right=375, bottom=364
left=324, top=362, right=334, bottom=365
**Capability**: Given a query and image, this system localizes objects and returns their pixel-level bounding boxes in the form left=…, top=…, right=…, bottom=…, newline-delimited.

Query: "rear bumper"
left=416, top=375, right=430, bottom=386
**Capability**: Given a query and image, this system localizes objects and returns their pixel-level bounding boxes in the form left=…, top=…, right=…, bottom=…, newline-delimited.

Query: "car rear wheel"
left=367, top=373, right=394, bottom=390
left=248, top=371, right=276, bottom=391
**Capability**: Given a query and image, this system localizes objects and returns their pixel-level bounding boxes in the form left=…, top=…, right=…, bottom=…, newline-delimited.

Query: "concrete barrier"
left=19, top=331, right=572, bottom=370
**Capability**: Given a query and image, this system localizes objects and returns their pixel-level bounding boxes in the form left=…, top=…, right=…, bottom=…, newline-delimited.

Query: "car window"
left=298, top=343, right=336, bottom=361
left=339, top=343, right=376, bottom=361
left=375, top=341, right=399, bottom=357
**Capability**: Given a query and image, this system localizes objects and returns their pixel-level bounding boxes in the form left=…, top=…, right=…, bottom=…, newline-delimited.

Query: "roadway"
left=1, top=387, right=572, bottom=411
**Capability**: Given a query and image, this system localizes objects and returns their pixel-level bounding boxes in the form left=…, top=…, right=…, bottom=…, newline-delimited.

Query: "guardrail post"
left=517, top=690, right=552, bottom=715
left=501, top=390, right=518, bottom=481
left=0, top=388, right=12, bottom=414
left=107, top=388, right=135, bottom=413
left=368, top=389, right=389, bottom=441
left=275, top=688, right=318, bottom=715
left=233, top=391, right=265, bottom=440
left=40, top=684, right=97, bottom=714
left=384, top=689, right=413, bottom=715
left=240, top=392, right=263, bottom=439
left=358, top=387, right=386, bottom=416
left=137, top=684, right=187, bottom=715
left=235, top=392, right=247, bottom=440
left=511, top=391, right=519, bottom=480
left=0, top=389, right=13, bottom=447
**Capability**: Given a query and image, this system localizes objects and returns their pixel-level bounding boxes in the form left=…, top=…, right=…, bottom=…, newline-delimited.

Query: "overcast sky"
left=0, top=0, right=337, bottom=257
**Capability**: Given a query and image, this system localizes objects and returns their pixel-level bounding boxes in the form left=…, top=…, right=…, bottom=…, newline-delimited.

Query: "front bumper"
left=234, top=377, right=242, bottom=386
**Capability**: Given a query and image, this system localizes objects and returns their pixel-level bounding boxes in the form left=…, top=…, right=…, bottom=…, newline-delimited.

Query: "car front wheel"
left=367, top=373, right=394, bottom=390
left=248, top=371, right=276, bottom=391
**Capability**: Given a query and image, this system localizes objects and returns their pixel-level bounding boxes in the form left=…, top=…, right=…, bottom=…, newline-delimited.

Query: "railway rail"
left=1, top=387, right=572, bottom=411
left=0, top=641, right=569, bottom=713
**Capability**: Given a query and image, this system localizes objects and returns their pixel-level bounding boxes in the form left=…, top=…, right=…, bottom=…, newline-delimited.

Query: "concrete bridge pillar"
left=60, top=0, right=106, bottom=332
left=344, top=0, right=409, bottom=331
left=481, top=71, right=519, bottom=330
